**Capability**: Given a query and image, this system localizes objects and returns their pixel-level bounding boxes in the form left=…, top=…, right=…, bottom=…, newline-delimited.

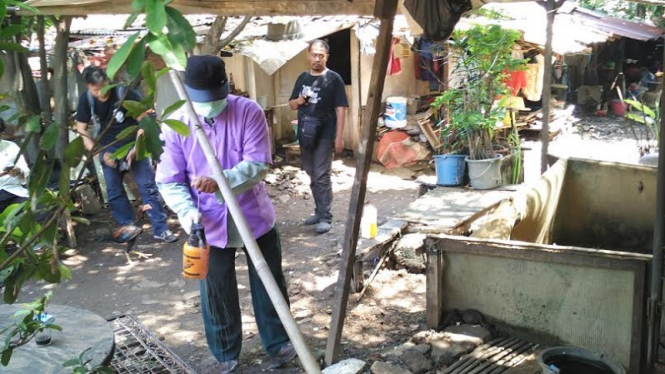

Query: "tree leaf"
left=62, top=358, right=80, bottom=367
left=64, top=137, right=85, bottom=166
left=101, top=83, right=120, bottom=97
left=39, top=123, right=60, bottom=151
left=26, top=115, right=41, bottom=133
left=58, top=262, right=72, bottom=281
left=59, top=163, right=70, bottom=204
left=148, top=35, right=184, bottom=70
left=0, top=25, right=21, bottom=39
left=145, top=0, right=167, bottom=35
left=131, top=0, right=145, bottom=10
left=141, top=61, right=156, bottom=97
left=106, top=32, right=140, bottom=81
left=0, top=42, right=28, bottom=53
left=122, top=100, right=148, bottom=118
left=135, top=133, right=147, bottom=161
left=1, top=347, right=13, bottom=366
left=139, top=116, right=163, bottom=159
left=111, top=143, right=134, bottom=160
left=161, top=100, right=186, bottom=119
left=115, top=125, right=138, bottom=141
left=126, top=37, right=147, bottom=80
left=155, top=67, right=170, bottom=80
left=71, top=216, right=91, bottom=225
left=124, top=11, right=141, bottom=29
left=165, top=6, right=196, bottom=51
left=163, top=119, right=190, bottom=136
left=6, top=0, right=39, bottom=13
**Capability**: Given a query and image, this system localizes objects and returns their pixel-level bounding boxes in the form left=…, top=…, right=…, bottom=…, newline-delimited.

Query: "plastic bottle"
left=182, top=223, right=210, bottom=279
left=361, top=204, right=378, bottom=239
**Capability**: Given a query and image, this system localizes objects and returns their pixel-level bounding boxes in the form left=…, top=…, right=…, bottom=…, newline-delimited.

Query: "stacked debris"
left=264, top=165, right=311, bottom=203
left=363, top=310, right=539, bottom=374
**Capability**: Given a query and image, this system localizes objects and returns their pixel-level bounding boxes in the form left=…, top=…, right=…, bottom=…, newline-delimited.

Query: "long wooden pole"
left=325, top=0, right=399, bottom=365
left=540, top=0, right=556, bottom=173
left=646, top=35, right=665, bottom=369
left=168, top=71, right=321, bottom=374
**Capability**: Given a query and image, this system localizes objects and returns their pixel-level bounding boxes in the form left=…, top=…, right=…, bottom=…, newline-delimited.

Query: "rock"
left=381, top=341, right=416, bottom=359
left=183, top=291, right=200, bottom=300
left=460, top=310, right=484, bottom=325
left=430, top=337, right=476, bottom=367
left=278, top=194, right=291, bottom=204
left=322, top=358, right=367, bottom=374
left=370, top=361, right=413, bottom=374
left=399, top=350, right=432, bottom=374
left=265, top=173, right=279, bottom=184
left=392, top=234, right=427, bottom=273
left=443, top=324, right=491, bottom=344
left=414, top=344, right=431, bottom=356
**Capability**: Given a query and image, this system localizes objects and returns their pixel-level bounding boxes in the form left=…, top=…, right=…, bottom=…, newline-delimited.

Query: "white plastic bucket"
left=385, top=96, right=408, bottom=128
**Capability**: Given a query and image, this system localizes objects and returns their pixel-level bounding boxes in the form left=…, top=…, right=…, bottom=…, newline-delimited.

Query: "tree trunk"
left=201, top=16, right=251, bottom=55
left=53, top=17, right=72, bottom=160
left=37, top=16, right=51, bottom=126
left=9, top=16, right=42, bottom=164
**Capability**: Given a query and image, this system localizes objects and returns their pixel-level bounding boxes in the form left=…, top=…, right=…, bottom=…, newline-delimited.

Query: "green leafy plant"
left=0, top=292, right=61, bottom=365
left=625, top=98, right=660, bottom=156
left=62, top=347, right=113, bottom=374
left=432, top=24, right=525, bottom=160
left=0, top=0, right=197, bottom=368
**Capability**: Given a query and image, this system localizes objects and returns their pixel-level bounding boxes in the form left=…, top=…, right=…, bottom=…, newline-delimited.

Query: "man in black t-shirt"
left=289, top=39, right=348, bottom=234
left=75, top=66, right=176, bottom=243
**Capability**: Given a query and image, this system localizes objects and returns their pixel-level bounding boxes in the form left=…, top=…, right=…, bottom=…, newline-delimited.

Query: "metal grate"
left=108, top=314, right=198, bottom=374
left=442, top=337, right=539, bottom=374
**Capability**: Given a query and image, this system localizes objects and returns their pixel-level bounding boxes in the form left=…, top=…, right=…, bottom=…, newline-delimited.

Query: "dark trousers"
left=300, top=140, right=334, bottom=222
left=0, top=190, right=26, bottom=215
left=199, top=227, right=290, bottom=362
left=100, top=157, right=168, bottom=235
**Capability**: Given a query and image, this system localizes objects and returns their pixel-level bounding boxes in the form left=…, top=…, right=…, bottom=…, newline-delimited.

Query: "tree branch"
left=218, top=16, right=251, bottom=51
left=202, top=16, right=228, bottom=55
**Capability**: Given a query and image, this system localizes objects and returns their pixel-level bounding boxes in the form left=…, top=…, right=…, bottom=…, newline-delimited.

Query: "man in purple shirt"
left=156, top=55, right=295, bottom=374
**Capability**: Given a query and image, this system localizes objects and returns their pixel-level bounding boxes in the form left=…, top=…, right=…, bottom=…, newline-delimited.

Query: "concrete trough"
left=425, top=158, right=654, bottom=373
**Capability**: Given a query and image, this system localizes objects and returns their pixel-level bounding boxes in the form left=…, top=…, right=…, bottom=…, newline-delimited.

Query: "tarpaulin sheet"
left=403, top=0, right=472, bottom=41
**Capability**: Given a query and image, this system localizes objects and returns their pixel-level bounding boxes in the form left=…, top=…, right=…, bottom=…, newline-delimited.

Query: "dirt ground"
left=11, top=111, right=647, bottom=374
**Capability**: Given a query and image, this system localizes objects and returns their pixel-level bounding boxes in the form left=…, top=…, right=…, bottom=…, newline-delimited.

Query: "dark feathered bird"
left=112, top=225, right=151, bottom=264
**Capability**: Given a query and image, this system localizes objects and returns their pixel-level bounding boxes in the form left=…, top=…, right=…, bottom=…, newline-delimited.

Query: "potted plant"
left=432, top=24, right=525, bottom=189
left=624, top=98, right=660, bottom=165
left=431, top=119, right=467, bottom=186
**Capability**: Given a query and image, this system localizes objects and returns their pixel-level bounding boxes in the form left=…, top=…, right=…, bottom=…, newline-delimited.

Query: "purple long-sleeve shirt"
left=155, top=95, right=275, bottom=248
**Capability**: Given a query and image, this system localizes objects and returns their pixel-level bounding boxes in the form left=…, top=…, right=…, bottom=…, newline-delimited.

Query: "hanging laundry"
left=523, top=54, right=545, bottom=101
left=503, top=70, right=527, bottom=96
left=388, top=37, right=403, bottom=76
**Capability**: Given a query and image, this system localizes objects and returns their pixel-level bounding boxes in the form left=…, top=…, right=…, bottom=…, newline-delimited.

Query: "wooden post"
left=53, top=16, right=72, bottom=160
left=540, top=0, right=556, bottom=174
left=325, top=0, right=398, bottom=365
left=426, top=244, right=444, bottom=329
left=37, top=16, right=52, bottom=127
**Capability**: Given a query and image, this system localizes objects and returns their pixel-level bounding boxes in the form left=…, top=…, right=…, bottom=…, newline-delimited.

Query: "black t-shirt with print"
left=289, top=70, right=348, bottom=140
left=75, top=87, right=142, bottom=151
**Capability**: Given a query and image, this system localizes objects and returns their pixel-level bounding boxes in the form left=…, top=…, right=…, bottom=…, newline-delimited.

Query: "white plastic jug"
left=361, top=204, right=378, bottom=239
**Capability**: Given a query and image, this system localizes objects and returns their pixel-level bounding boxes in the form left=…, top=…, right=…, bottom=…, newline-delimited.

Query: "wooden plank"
left=355, top=219, right=408, bottom=260
left=324, top=0, right=398, bottom=366
left=25, top=0, right=376, bottom=15
left=417, top=120, right=441, bottom=150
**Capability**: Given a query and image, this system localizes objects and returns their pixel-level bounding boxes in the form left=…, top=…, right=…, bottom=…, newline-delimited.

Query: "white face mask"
left=192, top=99, right=227, bottom=118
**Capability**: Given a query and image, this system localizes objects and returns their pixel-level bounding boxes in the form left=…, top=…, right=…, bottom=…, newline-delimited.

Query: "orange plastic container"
left=182, top=223, right=210, bottom=280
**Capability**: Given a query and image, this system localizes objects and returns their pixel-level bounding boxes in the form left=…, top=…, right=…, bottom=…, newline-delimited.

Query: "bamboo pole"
left=540, top=0, right=556, bottom=174
left=646, top=35, right=665, bottom=369
left=168, top=70, right=321, bottom=374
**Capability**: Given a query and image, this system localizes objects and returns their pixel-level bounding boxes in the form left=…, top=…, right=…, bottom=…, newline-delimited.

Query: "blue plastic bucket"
left=434, top=154, right=466, bottom=186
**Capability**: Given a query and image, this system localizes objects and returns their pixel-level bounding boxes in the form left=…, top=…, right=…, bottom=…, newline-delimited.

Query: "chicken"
left=112, top=225, right=151, bottom=264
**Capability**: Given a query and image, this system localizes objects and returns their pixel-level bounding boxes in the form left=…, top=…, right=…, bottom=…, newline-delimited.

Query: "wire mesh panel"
left=108, top=315, right=197, bottom=374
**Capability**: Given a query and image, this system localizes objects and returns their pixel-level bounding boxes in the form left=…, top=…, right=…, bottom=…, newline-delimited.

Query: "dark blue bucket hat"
left=184, top=55, right=230, bottom=102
